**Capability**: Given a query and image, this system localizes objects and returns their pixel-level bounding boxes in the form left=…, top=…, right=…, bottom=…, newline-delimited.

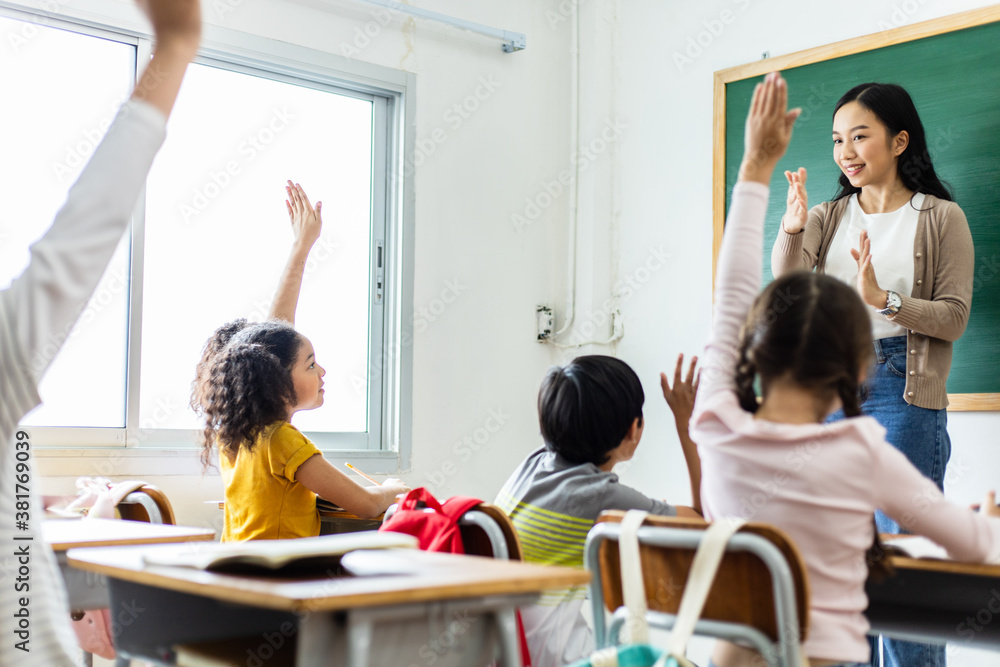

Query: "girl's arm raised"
left=696, top=73, right=800, bottom=407
left=269, top=182, right=323, bottom=325
left=295, top=454, right=410, bottom=519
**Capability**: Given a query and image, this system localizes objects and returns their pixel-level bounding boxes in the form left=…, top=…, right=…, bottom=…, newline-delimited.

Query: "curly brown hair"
left=191, top=320, right=302, bottom=469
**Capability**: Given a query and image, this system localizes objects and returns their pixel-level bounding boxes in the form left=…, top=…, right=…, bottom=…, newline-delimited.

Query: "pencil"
left=345, top=462, right=380, bottom=486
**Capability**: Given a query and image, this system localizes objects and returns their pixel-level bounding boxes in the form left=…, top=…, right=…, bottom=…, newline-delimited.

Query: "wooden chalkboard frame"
left=712, top=5, right=1000, bottom=412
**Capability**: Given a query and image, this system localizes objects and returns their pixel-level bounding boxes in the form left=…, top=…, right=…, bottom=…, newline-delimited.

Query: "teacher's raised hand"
left=782, top=167, right=808, bottom=234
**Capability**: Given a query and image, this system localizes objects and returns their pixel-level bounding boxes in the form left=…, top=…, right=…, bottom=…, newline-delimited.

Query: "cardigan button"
left=917, top=279, right=923, bottom=285
left=910, top=371, right=915, bottom=376
left=916, top=252, right=922, bottom=258
left=910, top=349, right=916, bottom=354
left=908, top=391, right=914, bottom=397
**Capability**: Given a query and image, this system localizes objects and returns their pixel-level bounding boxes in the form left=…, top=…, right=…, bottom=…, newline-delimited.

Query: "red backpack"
left=379, top=487, right=532, bottom=666
left=379, top=487, right=482, bottom=553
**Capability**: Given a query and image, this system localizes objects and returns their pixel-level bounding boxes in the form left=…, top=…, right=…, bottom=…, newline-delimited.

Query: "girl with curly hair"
left=193, top=183, right=408, bottom=541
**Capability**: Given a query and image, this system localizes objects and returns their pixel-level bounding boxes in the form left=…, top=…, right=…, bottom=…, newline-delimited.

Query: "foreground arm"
left=4, top=1, right=201, bottom=385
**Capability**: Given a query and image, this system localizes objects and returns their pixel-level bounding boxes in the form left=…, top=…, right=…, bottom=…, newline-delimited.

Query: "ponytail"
left=836, top=375, right=863, bottom=418
left=735, top=341, right=760, bottom=414
left=192, top=321, right=301, bottom=470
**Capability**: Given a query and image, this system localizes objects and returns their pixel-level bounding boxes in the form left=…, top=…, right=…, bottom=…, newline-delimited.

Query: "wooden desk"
left=44, top=519, right=215, bottom=611
left=68, top=544, right=589, bottom=666
left=866, top=554, right=1000, bottom=649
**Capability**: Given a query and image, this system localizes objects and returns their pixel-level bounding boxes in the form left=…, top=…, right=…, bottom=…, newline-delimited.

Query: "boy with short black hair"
left=496, top=354, right=702, bottom=667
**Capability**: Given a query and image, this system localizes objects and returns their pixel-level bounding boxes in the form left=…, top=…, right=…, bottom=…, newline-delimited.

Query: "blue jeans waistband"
left=873, top=335, right=908, bottom=363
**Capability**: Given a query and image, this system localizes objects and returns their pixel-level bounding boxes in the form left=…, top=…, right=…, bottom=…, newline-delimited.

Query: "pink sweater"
left=691, top=182, right=1000, bottom=662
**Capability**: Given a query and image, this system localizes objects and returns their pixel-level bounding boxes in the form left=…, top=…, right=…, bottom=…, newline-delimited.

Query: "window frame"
left=6, top=1, right=415, bottom=472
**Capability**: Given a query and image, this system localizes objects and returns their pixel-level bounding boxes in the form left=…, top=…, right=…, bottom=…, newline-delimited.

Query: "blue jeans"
left=829, top=336, right=950, bottom=667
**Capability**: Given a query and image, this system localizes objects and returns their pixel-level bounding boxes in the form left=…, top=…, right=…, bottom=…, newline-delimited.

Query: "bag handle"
left=398, top=487, right=444, bottom=513
left=666, top=517, right=746, bottom=655
left=617, top=510, right=651, bottom=645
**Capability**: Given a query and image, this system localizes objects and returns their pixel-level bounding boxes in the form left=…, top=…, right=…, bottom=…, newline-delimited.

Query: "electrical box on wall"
left=536, top=306, right=554, bottom=342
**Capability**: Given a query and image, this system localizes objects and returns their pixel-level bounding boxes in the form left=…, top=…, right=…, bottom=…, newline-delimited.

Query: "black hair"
left=191, top=320, right=303, bottom=469
left=832, top=83, right=953, bottom=204
left=734, top=271, right=872, bottom=418
left=537, top=355, right=644, bottom=466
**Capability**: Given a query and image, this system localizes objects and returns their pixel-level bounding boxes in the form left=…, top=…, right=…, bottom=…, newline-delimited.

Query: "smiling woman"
left=770, top=82, right=973, bottom=667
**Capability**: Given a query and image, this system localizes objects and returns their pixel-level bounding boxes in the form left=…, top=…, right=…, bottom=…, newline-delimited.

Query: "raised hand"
left=850, top=230, right=887, bottom=309
left=738, top=72, right=801, bottom=185
left=782, top=167, right=809, bottom=233
left=285, top=180, right=323, bottom=252
left=136, top=0, right=201, bottom=51
left=661, top=353, right=700, bottom=430
left=131, top=0, right=201, bottom=118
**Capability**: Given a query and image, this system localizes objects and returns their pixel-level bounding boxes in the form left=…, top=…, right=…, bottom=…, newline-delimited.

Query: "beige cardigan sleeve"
left=890, top=201, right=974, bottom=342
left=770, top=202, right=831, bottom=277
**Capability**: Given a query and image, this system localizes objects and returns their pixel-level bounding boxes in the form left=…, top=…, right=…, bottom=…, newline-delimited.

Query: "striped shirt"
left=495, top=446, right=674, bottom=667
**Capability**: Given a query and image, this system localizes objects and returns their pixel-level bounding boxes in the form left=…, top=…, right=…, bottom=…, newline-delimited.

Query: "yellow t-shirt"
left=220, top=421, right=322, bottom=541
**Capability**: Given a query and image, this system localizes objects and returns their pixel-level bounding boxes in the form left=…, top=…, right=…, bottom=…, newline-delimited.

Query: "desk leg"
left=494, top=608, right=520, bottom=667
left=346, top=617, right=375, bottom=667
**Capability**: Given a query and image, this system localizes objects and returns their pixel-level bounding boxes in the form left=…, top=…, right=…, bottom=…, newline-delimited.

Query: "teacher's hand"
left=782, top=167, right=808, bottom=234
left=850, top=230, right=888, bottom=309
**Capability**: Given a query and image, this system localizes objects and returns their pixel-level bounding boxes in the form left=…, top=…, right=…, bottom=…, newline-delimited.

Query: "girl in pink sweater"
left=693, top=72, right=1000, bottom=667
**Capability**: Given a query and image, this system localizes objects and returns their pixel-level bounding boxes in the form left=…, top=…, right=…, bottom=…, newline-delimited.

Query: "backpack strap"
left=666, top=517, right=747, bottom=656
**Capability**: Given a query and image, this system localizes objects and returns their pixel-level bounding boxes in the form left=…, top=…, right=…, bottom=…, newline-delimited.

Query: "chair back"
left=117, top=484, right=176, bottom=525
left=586, top=511, right=810, bottom=667
left=460, top=503, right=524, bottom=560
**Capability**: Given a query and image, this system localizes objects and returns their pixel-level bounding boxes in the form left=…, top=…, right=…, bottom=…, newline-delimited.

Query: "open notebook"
left=142, top=531, right=418, bottom=572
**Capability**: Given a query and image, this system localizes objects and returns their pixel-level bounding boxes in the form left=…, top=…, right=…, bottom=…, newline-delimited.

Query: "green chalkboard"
left=716, top=11, right=1000, bottom=407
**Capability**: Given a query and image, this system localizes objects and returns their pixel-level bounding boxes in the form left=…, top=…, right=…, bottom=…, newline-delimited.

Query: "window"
left=1, top=6, right=413, bottom=458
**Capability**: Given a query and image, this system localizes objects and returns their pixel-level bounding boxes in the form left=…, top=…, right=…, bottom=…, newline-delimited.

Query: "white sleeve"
left=2, top=100, right=167, bottom=387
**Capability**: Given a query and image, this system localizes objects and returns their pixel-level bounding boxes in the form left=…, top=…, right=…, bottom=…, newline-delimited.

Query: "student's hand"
left=661, top=353, right=700, bottom=431
left=979, top=491, right=1000, bottom=518
left=136, top=0, right=201, bottom=54
left=782, top=167, right=808, bottom=234
left=738, top=72, right=801, bottom=185
left=381, top=478, right=410, bottom=497
left=285, top=181, right=323, bottom=253
left=850, top=230, right=887, bottom=309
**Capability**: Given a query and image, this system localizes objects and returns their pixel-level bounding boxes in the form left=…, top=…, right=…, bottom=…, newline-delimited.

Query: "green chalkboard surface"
left=716, top=11, right=1000, bottom=406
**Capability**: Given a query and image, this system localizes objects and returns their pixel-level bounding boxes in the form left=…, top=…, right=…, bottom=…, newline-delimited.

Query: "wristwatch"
left=877, top=290, right=902, bottom=317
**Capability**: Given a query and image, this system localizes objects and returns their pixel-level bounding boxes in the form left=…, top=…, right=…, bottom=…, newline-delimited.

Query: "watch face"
left=888, top=292, right=902, bottom=308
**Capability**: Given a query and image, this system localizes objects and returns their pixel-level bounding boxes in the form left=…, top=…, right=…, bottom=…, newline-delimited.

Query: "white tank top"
left=825, top=193, right=922, bottom=340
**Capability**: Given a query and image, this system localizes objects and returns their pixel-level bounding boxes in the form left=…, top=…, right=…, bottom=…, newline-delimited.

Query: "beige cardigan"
left=771, top=194, right=974, bottom=410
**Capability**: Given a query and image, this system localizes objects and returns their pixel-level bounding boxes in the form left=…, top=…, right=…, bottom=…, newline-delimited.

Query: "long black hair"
left=832, top=83, right=953, bottom=203
left=191, top=320, right=302, bottom=469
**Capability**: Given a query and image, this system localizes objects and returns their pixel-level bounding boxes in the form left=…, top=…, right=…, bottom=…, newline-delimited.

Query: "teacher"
left=771, top=82, right=973, bottom=667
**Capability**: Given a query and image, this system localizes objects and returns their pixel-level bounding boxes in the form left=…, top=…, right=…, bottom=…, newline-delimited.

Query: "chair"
left=116, top=484, right=176, bottom=525
left=584, top=511, right=810, bottom=667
